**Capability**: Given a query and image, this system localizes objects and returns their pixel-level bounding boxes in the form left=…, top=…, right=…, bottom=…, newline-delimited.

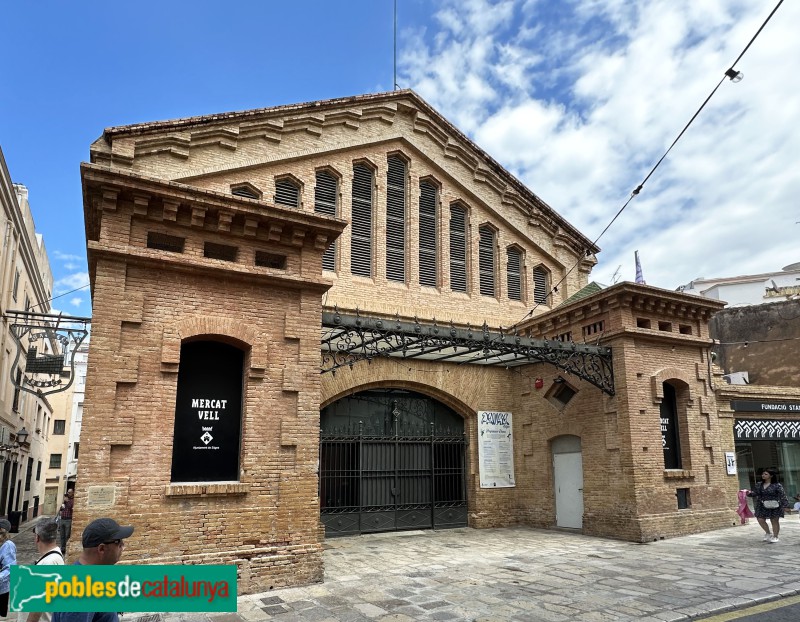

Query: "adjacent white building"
left=677, top=262, right=800, bottom=307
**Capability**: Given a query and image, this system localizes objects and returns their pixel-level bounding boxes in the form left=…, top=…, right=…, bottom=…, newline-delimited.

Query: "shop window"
left=533, top=266, right=550, bottom=305
left=170, top=340, right=244, bottom=483
left=147, top=232, right=185, bottom=253
left=507, top=247, right=522, bottom=301
left=314, top=170, right=338, bottom=271
left=274, top=177, right=300, bottom=208
left=449, top=204, right=468, bottom=292
left=478, top=226, right=496, bottom=297
left=386, top=155, right=406, bottom=283
left=418, top=181, right=438, bottom=287
left=676, top=488, right=691, bottom=509
left=351, top=163, right=374, bottom=277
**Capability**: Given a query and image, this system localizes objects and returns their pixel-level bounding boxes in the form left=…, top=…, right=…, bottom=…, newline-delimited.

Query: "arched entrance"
left=320, top=389, right=467, bottom=536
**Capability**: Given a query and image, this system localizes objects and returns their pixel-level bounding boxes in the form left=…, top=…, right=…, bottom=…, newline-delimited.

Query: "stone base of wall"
left=584, top=508, right=739, bottom=542
left=121, top=544, right=323, bottom=594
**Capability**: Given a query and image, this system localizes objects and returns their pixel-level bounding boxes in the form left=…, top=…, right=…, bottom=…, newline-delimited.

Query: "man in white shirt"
left=26, top=518, right=64, bottom=622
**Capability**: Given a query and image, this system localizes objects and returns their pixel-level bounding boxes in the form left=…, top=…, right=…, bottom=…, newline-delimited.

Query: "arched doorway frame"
left=320, top=382, right=472, bottom=536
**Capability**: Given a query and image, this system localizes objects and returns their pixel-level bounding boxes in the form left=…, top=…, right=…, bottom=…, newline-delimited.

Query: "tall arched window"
left=351, top=163, right=374, bottom=277
left=533, top=266, right=550, bottom=305
left=478, top=226, right=496, bottom=297
left=171, top=341, right=244, bottom=482
left=275, top=178, right=300, bottom=208
left=449, top=204, right=467, bottom=292
left=507, top=247, right=522, bottom=301
left=418, top=181, right=438, bottom=287
left=386, top=156, right=406, bottom=282
left=315, top=170, right=338, bottom=271
left=660, top=382, right=682, bottom=469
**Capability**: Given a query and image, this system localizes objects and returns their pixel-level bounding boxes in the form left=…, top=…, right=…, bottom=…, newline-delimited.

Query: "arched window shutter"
left=386, top=157, right=406, bottom=282
left=275, top=178, right=300, bottom=208
left=479, top=227, right=495, bottom=297
left=315, top=171, right=338, bottom=271
left=351, top=164, right=373, bottom=277
left=419, top=181, right=438, bottom=287
left=507, top=248, right=522, bottom=301
left=533, top=266, right=549, bottom=305
left=449, top=205, right=467, bottom=292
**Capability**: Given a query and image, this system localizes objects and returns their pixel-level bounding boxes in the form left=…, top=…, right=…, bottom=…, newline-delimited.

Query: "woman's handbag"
left=763, top=500, right=780, bottom=509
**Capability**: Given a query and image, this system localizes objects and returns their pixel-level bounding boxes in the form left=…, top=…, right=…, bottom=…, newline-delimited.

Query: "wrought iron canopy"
left=321, top=309, right=615, bottom=396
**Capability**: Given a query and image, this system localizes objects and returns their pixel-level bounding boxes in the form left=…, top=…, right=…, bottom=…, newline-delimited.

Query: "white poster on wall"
left=477, top=411, right=515, bottom=488
left=725, top=451, right=737, bottom=475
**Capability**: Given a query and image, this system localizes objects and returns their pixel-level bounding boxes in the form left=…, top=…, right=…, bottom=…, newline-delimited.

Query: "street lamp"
left=15, top=427, right=29, bottom=445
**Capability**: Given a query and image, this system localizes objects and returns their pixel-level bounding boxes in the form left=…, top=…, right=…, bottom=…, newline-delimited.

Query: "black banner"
left=731, top=400, right=800, bottom=413
left=660, top=383, right=681, bottom=469
left=170, top=341, right=243, bottom=482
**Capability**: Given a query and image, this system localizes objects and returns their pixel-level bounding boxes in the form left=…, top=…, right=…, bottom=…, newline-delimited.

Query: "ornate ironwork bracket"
left=6, top=310, right=91, bottom=397
left=321, top=308, right=615, bottom=396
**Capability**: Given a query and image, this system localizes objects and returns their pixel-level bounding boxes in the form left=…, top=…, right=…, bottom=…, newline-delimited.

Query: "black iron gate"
left=320, top=389, right=467, bottom=537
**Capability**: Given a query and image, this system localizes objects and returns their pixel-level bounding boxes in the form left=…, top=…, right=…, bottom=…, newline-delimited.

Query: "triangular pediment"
left=90, top=90, right=596, bottom=257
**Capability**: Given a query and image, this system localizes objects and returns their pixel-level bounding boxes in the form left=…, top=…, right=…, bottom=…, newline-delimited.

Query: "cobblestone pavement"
left=12, top=517, right=800, bottom=621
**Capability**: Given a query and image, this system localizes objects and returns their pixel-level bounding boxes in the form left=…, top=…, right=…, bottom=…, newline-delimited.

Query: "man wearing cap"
left=26, top=518, right=63, bottom=622
left=51, top=518, right=134, bottom=622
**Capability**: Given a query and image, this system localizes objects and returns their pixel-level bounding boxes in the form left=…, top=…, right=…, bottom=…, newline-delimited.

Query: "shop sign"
left=170, top=341, right=243, bottom=482
left=477, top=411, right=515, bottom=488
left=731, top=400, right=800, bottom=413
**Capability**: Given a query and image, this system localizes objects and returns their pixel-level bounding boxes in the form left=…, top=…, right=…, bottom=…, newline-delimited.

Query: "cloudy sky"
left=1, top=0, right=797, bottom=317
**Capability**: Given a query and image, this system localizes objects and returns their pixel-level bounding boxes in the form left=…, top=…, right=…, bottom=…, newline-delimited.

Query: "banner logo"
left=11, top=565, right=237, bottom=613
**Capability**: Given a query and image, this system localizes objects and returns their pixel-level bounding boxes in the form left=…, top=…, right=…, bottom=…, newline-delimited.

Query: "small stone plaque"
left=87, top=485, right=116, bottom=509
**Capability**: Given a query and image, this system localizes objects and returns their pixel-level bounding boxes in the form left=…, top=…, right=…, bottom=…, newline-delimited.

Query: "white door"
left=554, top=452, right=583, bottom=529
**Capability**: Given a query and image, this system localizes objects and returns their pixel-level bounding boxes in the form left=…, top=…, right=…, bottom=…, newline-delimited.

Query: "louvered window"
left=232, top=185, right=260, bottom=199
left=479, top=227, right=496, bottom=297
left=533, top=266, right=550, bottom=305
left=385, top=156, right=406, bottom=282
left=419, top=181, right=437, bottom=287
left=315, top=170, right=338, bottom=271
left=507, top=248, right=522, bottom=301
left=351, top=164, right=373, bottom=277
left=449, top=205, right=467, bottom=292
left=275, top=178, right=300, bottom=208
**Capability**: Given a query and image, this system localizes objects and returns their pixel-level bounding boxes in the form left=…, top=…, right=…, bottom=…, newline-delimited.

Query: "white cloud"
left=400, top=0, right=800, bottom=289
left=69, top=297, right=83, bottom=307
left=54, top=271, right=90, bottom=294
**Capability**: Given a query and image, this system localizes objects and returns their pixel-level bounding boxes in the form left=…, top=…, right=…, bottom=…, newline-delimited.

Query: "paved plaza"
left=11, top=516, right=800, bottom=621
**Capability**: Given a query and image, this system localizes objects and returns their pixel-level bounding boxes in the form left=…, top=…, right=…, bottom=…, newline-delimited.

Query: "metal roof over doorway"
left=320, top=308, right=615, bottom=396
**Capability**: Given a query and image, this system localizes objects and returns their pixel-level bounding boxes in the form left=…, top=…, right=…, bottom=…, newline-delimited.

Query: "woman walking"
left=0, top=517, right=17, bottom=617
left=748, top=468, right=790, bottom=543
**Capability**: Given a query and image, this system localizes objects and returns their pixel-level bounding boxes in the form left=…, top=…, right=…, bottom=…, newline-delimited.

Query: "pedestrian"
left=58, top=490, right=74, bottom=554
left=793, top=493, right=800, bottom=514
left=26, top=518, right=64, bottom=622
left=51, top=517, right=134, bottom=622
left=0, top=518, right=17, bottom=618
left=747, top=468, right=790, bottom=543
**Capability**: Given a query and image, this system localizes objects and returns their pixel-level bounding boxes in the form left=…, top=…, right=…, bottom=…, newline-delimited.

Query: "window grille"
left=204, top=242, right=238, bottom=262
left=419, top=181, right=437, bottom=287
left=275, top=178, right=300, bottom=208
left=385, top=157, right=406, bottom=282
left=351, top=164, right=373, bottom=277
left=533, top=266, right=550, bottom=305
left=449, top=205, right=467, bottom=292
left=315, top=170, right=338, bottom=271
left=53, top=419, right=66, bottom=435
left=49, top=453, right=62, bottom=469
left=147, top=232, right=185, bottom=253
left=231, top=185, right=260, bottom=199
left=507, top=248, right=522, bottom=301
left=479, top=226, right=495, bottom=297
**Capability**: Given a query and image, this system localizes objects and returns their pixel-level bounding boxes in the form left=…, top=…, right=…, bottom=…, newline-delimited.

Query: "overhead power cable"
left=510, top=0, right=785, bottom=332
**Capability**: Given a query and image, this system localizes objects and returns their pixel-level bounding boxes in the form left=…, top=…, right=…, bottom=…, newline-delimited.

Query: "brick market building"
left=78, top=91, right=743, bottom=593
